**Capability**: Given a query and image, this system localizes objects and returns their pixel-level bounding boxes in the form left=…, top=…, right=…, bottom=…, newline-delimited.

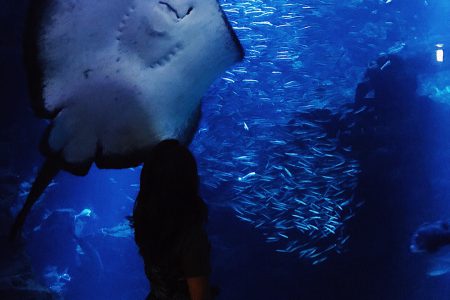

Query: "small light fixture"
left=436, top=44, right=444, bottom=63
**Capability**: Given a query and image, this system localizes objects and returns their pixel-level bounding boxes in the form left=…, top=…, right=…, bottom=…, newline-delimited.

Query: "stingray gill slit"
left=116, top=3, right=183, bottom=69
left=149, top=43, right=183, bottom=69
left=116, top=5, right=136, bottom=41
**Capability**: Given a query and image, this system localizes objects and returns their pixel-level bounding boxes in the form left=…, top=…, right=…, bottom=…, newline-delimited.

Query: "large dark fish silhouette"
left=410, top=221, right=450, bottom=254
left=10, top=0, right=244, bottom=239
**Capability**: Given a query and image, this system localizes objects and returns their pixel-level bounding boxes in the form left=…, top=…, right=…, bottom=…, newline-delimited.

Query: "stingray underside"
left=25, top=0, right=244, bottom=175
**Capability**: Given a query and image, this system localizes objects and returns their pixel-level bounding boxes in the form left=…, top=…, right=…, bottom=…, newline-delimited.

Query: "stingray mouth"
left=149, top=43, right=183, bottom=69
left=158, top=1, right=193, bottom=21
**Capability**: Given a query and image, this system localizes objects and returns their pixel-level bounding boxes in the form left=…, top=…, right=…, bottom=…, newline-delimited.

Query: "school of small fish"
left=190, top=0, right=370, bottom=264
left=192, top=0, right=436, bottom=263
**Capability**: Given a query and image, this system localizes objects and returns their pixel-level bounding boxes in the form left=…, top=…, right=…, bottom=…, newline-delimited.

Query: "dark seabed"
left=1, top=0, right=450, bottom=299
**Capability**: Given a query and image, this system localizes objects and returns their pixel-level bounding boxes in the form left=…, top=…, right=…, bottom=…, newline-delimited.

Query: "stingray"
left=10, top=0, right=244, bottom=239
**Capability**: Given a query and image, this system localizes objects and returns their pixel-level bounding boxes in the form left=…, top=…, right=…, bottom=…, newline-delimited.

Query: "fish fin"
left=9, top=159, right=60, bottom=241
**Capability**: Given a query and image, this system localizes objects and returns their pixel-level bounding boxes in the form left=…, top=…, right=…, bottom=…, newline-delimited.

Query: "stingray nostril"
left=159, top=1, right=180, bottom=19
left=159, top=1, right=193, bottom=20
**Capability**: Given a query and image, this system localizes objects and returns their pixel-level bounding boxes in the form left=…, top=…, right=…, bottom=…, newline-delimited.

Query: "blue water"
left=1, top=0, right=450, bottom=299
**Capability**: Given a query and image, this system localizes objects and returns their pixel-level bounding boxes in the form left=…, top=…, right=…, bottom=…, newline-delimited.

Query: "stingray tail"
left=9, top=159, right=60, bottom=241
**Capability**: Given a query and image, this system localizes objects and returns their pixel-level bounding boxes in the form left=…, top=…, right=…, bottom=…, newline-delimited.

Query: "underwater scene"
left=1, top=0, right=450, bottom=299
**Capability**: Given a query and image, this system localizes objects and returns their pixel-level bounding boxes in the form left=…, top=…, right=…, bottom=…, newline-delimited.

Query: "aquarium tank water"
left=1, top=0, right=450, bottom=299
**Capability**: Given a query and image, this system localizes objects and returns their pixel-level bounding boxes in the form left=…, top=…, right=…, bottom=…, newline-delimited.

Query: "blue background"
left=1, top=0, right=450, bottom=299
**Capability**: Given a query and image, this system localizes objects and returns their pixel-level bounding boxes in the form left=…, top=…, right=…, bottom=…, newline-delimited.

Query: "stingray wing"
left=26, top=0, right=131, bottom=118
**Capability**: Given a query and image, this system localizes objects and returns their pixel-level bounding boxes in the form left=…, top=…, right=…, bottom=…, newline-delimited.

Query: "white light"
left=437, top=49, right=444, bottom=62
left=436, top=44, right=444, bottom=63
